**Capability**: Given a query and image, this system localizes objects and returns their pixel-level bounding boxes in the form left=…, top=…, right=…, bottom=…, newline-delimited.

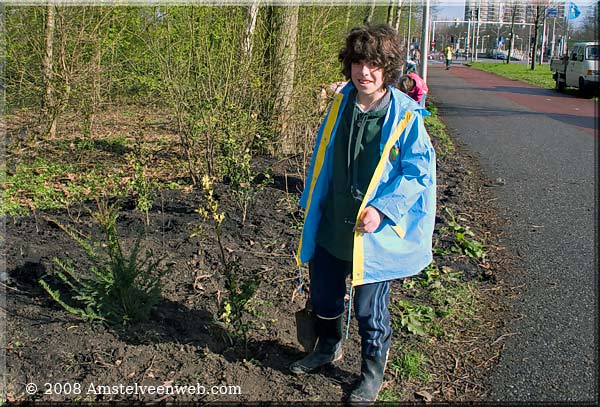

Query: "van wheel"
left=579, top=77, right=589, bottom=97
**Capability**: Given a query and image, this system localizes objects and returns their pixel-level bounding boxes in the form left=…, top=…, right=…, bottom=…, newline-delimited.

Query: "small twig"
left=255, top=267, right=274, bottom=276
left=491, top=332, right=519, bottom=346
left=230, top=249, right=295, bottom=258
left=141, top=354, right=156, bottom=382
left=272, top=275, right=299, bottom=284
left=0, top=282, right=23, bottom=292
left=476, top=352, right=500, bottom=368
left=479, top=286, right=503, bottom=292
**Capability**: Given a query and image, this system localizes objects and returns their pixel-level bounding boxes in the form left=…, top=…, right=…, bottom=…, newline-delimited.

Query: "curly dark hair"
left=338, top=24, right=404, bottom=87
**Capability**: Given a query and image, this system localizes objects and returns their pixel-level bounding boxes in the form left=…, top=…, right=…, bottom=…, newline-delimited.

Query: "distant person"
left=405, top=57, right=417, bottom=74
left=412, top=48, right=421, bottom=63
left=397, top=72, right=428, bottom=106
left=443, top=45, right=454, bottom=70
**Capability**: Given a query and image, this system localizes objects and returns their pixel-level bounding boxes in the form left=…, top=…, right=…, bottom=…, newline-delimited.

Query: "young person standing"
left=444, top=44, right=454, bottom=69
left=291, top=24, right=437, bottom=403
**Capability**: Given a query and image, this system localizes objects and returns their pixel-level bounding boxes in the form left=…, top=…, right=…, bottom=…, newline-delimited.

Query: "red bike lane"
left=443, top=65, right=597, bottom=136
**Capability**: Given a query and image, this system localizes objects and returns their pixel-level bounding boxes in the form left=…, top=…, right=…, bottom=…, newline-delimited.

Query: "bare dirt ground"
left=2, top=105, right=518, bottom=403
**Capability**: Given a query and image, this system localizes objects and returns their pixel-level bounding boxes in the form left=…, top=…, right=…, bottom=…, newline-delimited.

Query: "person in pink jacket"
left=397, top=72, right=429, bottom=106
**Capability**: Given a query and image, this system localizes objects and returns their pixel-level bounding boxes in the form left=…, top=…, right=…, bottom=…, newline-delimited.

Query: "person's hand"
left=355, top=206, right=383, bottom=233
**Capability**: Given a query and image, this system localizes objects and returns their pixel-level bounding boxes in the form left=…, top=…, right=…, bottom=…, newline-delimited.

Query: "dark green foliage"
left=444, top=208, right=486, bottom=259
left=218, top=259, right=260, bottom=343
left=39, top=201, right=164, bottom=325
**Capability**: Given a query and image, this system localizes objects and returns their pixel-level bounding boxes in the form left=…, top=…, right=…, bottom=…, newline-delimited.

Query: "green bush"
left=39, top=200, right=165, bottom=325
left=195, top=175, right=259, bottom=344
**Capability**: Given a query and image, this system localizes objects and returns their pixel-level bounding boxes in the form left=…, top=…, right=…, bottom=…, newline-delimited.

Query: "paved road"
left=426, top=63, right=597, bottom=403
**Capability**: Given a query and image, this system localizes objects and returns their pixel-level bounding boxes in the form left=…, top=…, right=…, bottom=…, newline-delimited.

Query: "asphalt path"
left=426, top=62, right=597, bottom=403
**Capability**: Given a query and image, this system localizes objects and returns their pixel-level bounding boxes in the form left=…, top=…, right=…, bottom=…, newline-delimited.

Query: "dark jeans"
left=309, top=245, right=392, bottom=357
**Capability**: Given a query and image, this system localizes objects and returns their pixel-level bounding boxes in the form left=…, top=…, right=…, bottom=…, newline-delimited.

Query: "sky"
left=434, top=0, right=596, bottom=26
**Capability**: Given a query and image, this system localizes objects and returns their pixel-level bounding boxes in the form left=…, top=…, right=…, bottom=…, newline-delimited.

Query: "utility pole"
left=550, top=16, right=556, bottom=59
left=527, top=24, right=532, bottom=64
left=420, top=0, right=431, bottom=81
left=406, top=2, right=412, bottom=68
left=466, top=18, right=471, bottom=62
left=540, top=8, right=547, bottom=64
left=563, top=2, right=570, bottom=55
left=474, top=0, right=481, bottom=61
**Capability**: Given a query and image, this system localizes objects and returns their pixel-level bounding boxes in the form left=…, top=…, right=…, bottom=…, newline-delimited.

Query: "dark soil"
left=2, top=106, right=517, bottom=403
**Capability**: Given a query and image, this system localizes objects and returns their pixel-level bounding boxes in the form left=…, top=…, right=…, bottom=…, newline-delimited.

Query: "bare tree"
left=530, top=4, right=543, bottom=70
left=365, top=0, right=376, bottom=24
left=387, top=0, right=394, bottom=26
left=42, top=2, right=56, bottom=138
left=506, top=1, right=518, bottom=64
left=274, top=5, right=299, bottom=155
left=242, top=0, right=260, bottom=60
left=572, top=1, right=597, bottom=41
left=393, top=0, right=403, bottom=31
left=345, top=6, right=352, bottom=29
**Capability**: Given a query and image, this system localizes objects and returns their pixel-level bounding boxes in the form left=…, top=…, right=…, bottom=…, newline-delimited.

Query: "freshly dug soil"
left=3, top=111, right=515, bottom=403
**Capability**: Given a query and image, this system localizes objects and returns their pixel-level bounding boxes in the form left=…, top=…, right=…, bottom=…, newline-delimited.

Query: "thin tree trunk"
left=242, top=0, right=260, bottom=60
left=387, top=0, right=394, bottom=26
left=507, top=1, right=517, bottom=64
left=42, top=2, right=56, bottom=138
left=530, top=5, right=542, bottom=70
left=274, top=5, right=299, bottom=155
left=345, top=5, right=352, bottom=29
left=393, top=0, right=403, bottom=31
left=365, top=0, right=376, bottom=24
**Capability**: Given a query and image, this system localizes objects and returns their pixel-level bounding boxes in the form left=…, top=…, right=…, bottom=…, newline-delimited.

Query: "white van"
left=550, top=42, right=599, bottom=94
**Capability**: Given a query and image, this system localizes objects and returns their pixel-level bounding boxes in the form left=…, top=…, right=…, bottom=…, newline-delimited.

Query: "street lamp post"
left=466, top=19, right=472, bottom=62
left=496, top=23, right=502, bottom=59
left=526, top=24, right=532, bottom=64
left=419, top=0, right=430, bottom=80
left=515, top=35, right=523, bottom=54
left=474, top=0, right=481, bottom=61
left=481, top=34, right=490, bottom=53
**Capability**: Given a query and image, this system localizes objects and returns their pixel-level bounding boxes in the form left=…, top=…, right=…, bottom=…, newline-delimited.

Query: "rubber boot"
left=348, top=351, right=388, bottom=403
left=289, top=315, right=343, bottom=375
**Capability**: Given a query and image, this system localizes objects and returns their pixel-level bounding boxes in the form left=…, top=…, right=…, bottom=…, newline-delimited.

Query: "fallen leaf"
left=415, top=390, right=433, bottom=402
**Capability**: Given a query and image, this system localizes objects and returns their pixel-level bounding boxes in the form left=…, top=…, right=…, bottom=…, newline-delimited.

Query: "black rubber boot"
left=289, top=315, right=343, bottom=375
left=348, top=352, right=388, bottom=404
